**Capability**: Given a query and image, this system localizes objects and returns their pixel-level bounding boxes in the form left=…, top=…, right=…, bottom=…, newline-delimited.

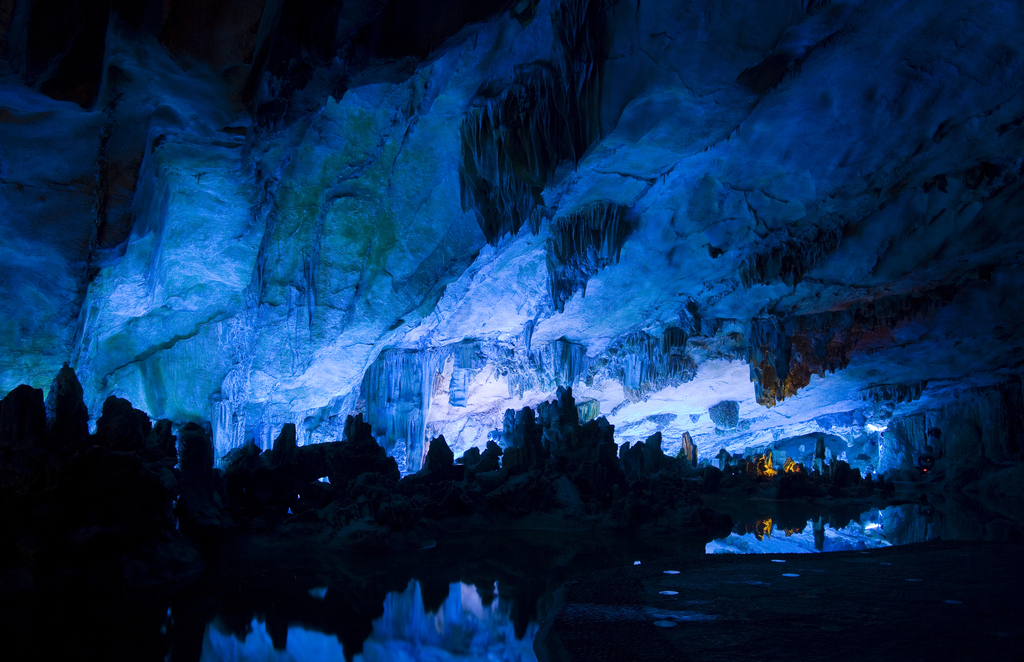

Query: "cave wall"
left=1, top=0, right=1023, bottom=469
left=882, top=381, right=1024, bottom=473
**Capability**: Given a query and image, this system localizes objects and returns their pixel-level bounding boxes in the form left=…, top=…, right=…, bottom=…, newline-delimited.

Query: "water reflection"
left=10, top=493, right=1018, bottom=661
left=705, top=495, right=1019, bottom=554
left=358, top=581, right=537, bottom=662
left=185, top=530, right=693, bottom=662
left=201, top=581, right=537, bottom=662
left=706, top=508, right=897, bottom=554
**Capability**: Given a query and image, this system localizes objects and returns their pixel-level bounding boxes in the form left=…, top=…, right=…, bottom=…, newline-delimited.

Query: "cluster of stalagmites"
left=217, top=386, right=727, bottom=544
left=704, top=445, right=896, bottom=502
left=0, top=368, right=730, bottom=592
left=0, top=366, right=202, bottom=592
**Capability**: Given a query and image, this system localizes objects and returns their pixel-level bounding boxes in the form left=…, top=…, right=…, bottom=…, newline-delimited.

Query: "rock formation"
left=1, top=0, right=1022, bottom=471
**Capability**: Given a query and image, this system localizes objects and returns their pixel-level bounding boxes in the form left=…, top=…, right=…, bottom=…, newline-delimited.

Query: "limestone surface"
left=0, top=0, right=1022, bottom=472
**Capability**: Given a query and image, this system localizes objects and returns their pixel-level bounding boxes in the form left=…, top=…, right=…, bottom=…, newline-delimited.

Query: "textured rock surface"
left=1, top=0, right=1023, bottom=471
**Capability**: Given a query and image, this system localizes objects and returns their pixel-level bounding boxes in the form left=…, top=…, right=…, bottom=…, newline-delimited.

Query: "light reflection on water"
left=705, top=505, right=920, bottom=554
left=194, top=501, right=975, bottom=660
left=200, top=580, right=537, bottom=662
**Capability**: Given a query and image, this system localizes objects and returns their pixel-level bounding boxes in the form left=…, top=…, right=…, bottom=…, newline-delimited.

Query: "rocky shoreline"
left=1, top=365, right=922, bottom=598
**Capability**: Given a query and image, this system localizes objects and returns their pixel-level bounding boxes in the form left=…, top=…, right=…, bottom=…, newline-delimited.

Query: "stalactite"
left=738, top=225, right=844, bottom=289
left=500, top=337, right=589, bottom=398
left=361, top=347, right=449, bottom=473
left=746, top=290, right=955, bottom=407
left=865, top=381, right=928, bottom=405
left=458, top=0, right=607, bottom=244
left=546, top=202, right=634, bottom=312
left=521, top=319, right=535, bottom=352
left=746, top=316, right=791, bottom=407
left=449, top=369, right=470, bottom=407
left=606, top=327, right=697, bottom=402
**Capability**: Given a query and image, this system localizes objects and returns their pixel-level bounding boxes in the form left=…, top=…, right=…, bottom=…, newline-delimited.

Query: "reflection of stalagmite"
left=362, top=580, right=538, bottom=661
left=813, top=516, right=825, bottom=552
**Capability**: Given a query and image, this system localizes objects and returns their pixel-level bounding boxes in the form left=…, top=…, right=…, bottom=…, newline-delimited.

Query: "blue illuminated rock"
left=0, top=0, right=1022, bottom=477
left=708, top=401, right=740, bottom=431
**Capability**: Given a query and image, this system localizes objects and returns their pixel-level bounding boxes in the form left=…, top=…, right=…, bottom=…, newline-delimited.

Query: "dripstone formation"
left=2, top=366, right=931, bottom=594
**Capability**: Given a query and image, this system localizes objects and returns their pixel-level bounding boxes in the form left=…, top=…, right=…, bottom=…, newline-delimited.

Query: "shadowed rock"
left=620, top=432, right=679, bottom=482
left=95, top=396, right=152, bottom=452
left=145, top=419, right=177, bottom=463
left=270, top=423, right=297, bottom=467
left=414, top=435, right=464, bottom=484
left=461, top=440, right=502, bottom=475
left=44, top=365, right=89, bottom=450
left=0, top=374, right=202, bottom=592
left=325, top=414, right=401, bottom=489
left=0, top=385, right=46, bottom=446
left=424, top=435, right=454, bottom=473
left=178, top=423, right=213, bottom=476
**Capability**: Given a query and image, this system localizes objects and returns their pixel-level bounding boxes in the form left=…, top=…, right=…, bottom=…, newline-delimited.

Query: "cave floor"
left=536, top=540, right=1024, bottom=662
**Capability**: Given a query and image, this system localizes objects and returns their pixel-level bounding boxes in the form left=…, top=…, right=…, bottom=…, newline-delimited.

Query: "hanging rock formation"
left=0, top=0, right=1022, bottom=478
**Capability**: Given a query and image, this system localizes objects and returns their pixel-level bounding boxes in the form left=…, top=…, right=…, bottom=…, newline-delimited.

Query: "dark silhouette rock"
left=60, top=447, right=175, bottom=532
left=459, top=446, right=481, bottom=466
left=270, top=423, right=297, bottom=467
left=702, top=465, right=723, bottom=493
left=144, top=419, right=177, bottom=463
left=0, top=385, right=46, bottom=446
left=558, top=386, right=580, bottom=426
left=178, top=423, right=213, bottom=476
left=469, top=441, right=503, bottom=474
left=501, top=401, right=548, bottom=474
left=325, top=415, right=400, bottom=491
left=620, top=432, right=678, bottom=482
left=44, top=365, right=89, bottom=450
left=222, top=439, right=264, bottom=473
left=413, top=435, right=464, bottom=484
left=486, top=470, right=555, bottom=516
left=0, top=438, right=54, bottom=497
left=777, top=470, right=816, bottom=499
left=95, top=396, right=151, bottom=452
left=831, top=460, right=861, bottom=488
left=424, top=435, right=454, bottom=473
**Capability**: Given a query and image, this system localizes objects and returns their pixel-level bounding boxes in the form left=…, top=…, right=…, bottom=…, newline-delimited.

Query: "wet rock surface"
left=538, top=541, right=1024, bottom=662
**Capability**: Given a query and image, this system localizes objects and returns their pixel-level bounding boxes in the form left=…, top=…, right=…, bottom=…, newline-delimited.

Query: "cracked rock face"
left=1, top=0, right=1023, bottom=472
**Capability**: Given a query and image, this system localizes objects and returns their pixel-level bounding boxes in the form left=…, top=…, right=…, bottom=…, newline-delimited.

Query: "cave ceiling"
left=1, top=0, right=1022, bottom=469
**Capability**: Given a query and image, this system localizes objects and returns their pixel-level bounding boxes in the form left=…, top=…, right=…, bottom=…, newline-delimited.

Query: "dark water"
left=6, top=493, right=1016, bottom=661
left=191, top=505, right=952, bottom=661
left=146, top=529, right=713, bottom=662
